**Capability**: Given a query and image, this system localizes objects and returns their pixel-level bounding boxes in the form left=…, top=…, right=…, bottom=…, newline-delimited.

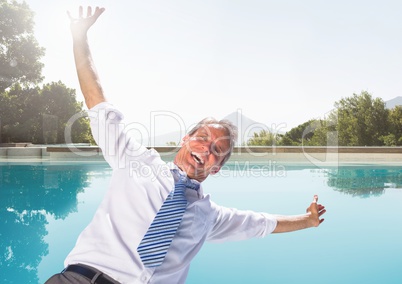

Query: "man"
left=46, top=6, right=326, bottom=284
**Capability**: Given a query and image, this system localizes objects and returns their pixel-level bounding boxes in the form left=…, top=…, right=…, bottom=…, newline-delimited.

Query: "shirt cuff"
left=89, top=101, right=114, bottom=111
left=261, top=213, right=278, bottom=235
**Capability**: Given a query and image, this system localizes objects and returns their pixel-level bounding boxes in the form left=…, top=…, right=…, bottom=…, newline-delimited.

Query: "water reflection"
left=222, top=162, right=402, bottom=198
left=0, top=163, right=111, bottom=284
left=326, top=166, right=402, bottom=197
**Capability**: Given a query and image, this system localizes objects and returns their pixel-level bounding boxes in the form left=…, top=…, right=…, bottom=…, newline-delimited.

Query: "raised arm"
left=272, top=195, right=326, bottom=233
left=67, top=6, right=106, bottom=109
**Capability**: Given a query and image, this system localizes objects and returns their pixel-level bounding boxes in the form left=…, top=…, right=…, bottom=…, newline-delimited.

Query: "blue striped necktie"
left=137, top=172, right=199, bottom=267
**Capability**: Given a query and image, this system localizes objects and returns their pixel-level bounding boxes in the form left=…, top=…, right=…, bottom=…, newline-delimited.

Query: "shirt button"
left=141, top=275, right=148, bottom=282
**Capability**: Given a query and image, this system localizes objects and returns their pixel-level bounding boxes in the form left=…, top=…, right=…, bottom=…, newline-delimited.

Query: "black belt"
left=63, top=264, right=117, bottom=284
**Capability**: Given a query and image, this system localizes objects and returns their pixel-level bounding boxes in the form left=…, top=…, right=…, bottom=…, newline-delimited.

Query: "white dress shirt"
left=64, top=102, right=277, bottom=283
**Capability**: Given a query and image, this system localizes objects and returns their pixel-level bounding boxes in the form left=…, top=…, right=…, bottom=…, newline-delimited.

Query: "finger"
left=94, top=7, right=106, bottom=17
left=87, top=6, right=92, bottom=18
left=313, top=195, right=318, bottom=203
left=319, top=218, right=325, bottom=224
left=66, top=10, right=72, bottom=20
left=79, top=6, right=83, bottom=18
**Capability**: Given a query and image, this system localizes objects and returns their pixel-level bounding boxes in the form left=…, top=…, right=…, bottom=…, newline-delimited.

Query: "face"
left=174, top=124, right=231, bottom=182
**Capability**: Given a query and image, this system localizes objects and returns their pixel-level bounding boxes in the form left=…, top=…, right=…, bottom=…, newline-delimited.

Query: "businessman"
left=45, top=6, right=326, bottom=284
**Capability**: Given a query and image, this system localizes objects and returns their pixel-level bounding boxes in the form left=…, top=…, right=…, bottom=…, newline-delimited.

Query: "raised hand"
left=306, top=195, right=326, bottom=227
left=68, top=6, right=107, bottom=109
left=67, top=6, right=105, bottom=40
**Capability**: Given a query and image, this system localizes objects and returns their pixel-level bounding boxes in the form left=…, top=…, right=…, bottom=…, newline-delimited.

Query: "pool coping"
left=1, top=146, right=402, bottom=166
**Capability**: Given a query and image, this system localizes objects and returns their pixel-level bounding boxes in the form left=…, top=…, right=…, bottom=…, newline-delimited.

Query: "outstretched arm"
left=272, top=195, right=326, bottom=233
left=68, top=6, right=106, bottom=109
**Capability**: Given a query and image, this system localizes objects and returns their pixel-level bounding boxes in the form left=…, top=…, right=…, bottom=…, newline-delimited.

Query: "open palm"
left=67, top=6, right=105, bottom=39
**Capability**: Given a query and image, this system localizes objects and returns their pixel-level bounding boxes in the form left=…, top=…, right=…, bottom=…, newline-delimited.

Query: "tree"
left=0, top=1, right=94, bottom=145
left=304, top=119, right=336, bottom=146
left=1, top=83, right=45, bottom=142
left=278, top=120, right=319, bottom=146
left=247, top=129, right=277, bottom=146
left=332, top=91, right=389, bottom=146
left=0, top=81, right=94, bottom=144
left=0, top=0, right=45, bottom=92
left=40, top=81, right=94, bottom=144
left=274, top=92, right=392, bottom=147
left=380, top=106, right=402, bottom=146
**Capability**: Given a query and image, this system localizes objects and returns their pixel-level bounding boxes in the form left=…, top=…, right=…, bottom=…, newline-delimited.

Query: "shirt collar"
left=167, top=162, right=202, bottom=193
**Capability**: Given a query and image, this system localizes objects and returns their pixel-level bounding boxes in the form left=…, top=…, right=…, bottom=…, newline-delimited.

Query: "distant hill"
left=222, top=110, right=282, bottom=145
left=146, top=110, right=276, bottom=146
left=146, top=98, right=402, bottom=146
left=385, top=96, right=402, bottom=109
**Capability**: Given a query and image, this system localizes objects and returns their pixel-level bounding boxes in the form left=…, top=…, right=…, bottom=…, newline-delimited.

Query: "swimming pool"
left=1, top=161, right=402, bottom=283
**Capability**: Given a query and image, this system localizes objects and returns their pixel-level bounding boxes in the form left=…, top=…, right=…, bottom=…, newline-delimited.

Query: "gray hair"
left=187, top=117, right=238, bottom=166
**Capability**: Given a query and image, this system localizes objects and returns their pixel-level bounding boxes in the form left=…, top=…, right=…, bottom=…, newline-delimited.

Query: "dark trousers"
left=45, top=263, right=121, bottom=284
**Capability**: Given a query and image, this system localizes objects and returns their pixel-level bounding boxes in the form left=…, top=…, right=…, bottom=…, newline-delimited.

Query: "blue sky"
left=25, top=0, right=402, bottom=134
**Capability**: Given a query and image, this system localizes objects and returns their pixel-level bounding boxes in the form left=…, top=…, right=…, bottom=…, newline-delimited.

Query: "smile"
left=191, top=152, right=204, bottom=165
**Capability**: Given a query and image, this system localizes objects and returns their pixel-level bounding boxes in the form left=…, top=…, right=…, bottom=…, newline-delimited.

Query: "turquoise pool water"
left=1, top=161, right=402, bottom=283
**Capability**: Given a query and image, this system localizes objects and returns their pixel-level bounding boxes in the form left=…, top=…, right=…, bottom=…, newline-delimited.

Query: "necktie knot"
left=175, top=170, right=200, bottom=191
